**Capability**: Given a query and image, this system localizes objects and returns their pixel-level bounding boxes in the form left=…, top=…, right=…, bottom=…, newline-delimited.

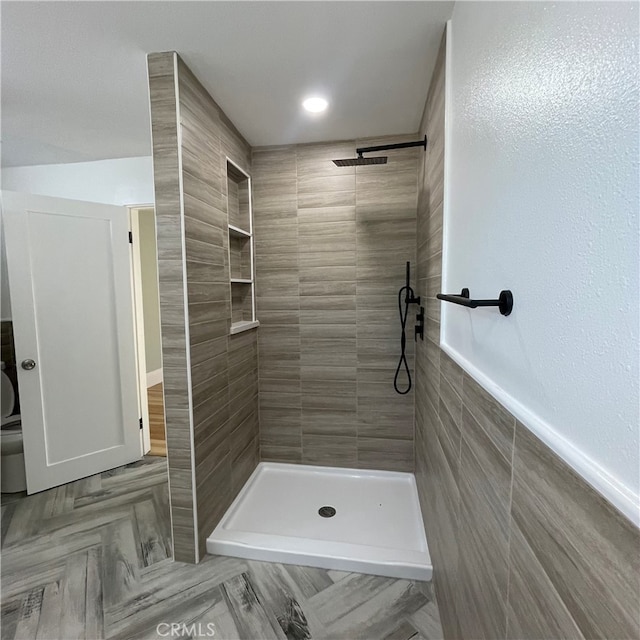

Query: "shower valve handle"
left=415, top=307, right=425, bottom=341
left=405, top=290, right=421, bottom=306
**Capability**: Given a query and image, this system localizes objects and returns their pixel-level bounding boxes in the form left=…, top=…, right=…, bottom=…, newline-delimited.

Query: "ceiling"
left=1, top=1, right=453, bottom=167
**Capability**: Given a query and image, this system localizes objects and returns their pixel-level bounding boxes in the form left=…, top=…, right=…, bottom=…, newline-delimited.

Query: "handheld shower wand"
left=394, top=262, right=421, bottom=395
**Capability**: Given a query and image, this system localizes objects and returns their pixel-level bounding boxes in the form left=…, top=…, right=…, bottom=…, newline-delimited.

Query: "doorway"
left=129, top=206, right=166, bottom=457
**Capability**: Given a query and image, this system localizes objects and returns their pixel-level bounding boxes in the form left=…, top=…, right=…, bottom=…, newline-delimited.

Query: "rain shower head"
left=333, top=156, right=387, bottom=167
left=333, top=135, right=427, bottom=167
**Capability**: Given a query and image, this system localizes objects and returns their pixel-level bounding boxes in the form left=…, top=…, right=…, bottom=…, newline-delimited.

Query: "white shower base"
left=206, top=462, right=432, bottom=581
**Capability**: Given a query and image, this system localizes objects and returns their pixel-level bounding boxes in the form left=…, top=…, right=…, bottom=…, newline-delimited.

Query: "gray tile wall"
left=414, top=31, right=640, bottom=639
left=148, top=52, right=196, bottom=563
left=253, top=139, right=419, bottom=471
left=148, top=53, right=259, bottom=563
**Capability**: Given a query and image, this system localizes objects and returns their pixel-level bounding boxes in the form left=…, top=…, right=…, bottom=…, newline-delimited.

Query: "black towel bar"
left=437, top=288, right=513, bottom=316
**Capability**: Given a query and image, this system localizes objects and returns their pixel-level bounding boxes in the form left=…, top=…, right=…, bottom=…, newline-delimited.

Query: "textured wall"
left=253, top=139, right=419, bottom=470
left=148, top=52, right=259, bottom=562
left=415, top=28, right=640, bottom=640
left=444, top=1, right=639, bottom=514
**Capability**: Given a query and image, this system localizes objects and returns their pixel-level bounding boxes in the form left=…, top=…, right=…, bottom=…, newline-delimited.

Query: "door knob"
left=21, top=359, right=36, bottom=370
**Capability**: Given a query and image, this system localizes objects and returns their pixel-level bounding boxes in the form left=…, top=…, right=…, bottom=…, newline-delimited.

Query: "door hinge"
left=129, top=231, right=133, bottom=243
left=139, top=417, right=143, bottom=430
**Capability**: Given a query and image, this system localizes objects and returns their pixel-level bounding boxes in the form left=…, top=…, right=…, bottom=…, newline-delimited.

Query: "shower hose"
left=393, top=285, right=412, bottom=395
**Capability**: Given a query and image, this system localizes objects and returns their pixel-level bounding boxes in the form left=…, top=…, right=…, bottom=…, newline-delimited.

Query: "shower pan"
left=207, top=462, right=432, bottom=581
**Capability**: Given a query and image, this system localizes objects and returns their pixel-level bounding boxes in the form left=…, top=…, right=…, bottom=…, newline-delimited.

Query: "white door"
left=2, top=191, right=142, bottom=493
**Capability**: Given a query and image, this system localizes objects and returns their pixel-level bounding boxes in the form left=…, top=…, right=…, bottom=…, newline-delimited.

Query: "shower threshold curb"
left=206, top=462, right=432, bottom=581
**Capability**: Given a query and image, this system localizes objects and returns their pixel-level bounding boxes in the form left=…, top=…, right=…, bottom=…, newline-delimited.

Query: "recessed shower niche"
left=227, top=158, right=258, bottom=334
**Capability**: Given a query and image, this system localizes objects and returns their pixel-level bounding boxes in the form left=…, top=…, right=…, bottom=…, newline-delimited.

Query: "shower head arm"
left=356, top=135, right=427, bottom=158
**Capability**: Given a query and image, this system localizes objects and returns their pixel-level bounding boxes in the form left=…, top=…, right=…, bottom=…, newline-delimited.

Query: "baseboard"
left=146, top=368, right=163, bottom=388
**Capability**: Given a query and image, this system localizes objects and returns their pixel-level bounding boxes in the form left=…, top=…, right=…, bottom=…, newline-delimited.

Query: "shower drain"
left=318, top=506, right=336, bottom=518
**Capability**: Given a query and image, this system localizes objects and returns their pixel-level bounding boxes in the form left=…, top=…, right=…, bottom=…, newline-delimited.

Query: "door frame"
left=128, top=203, right=173, bottom=560
left=129, top=206, right=150, bottom=454
left=128, top=204, right=161, bottom=455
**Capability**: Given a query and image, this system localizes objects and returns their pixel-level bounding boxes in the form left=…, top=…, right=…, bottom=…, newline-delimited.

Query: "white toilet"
left=1, top=361, right=26, bottom=493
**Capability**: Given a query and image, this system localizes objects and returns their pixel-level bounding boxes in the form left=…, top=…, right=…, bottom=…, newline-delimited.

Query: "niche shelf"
left=228, top=224, right=251, bottom=238
left=227, top=158, right=259, bottom=335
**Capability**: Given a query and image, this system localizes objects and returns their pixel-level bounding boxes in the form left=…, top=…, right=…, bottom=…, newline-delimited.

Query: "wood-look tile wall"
left=252, top=139, right=419, bottom=471
left=414, top=32, right=640, bottom=639
left=147, top=52, right=195, bottom=562
left=148, top=52, right=259, bottom=563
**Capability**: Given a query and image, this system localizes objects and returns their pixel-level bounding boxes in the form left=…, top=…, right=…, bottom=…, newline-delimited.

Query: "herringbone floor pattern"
left=1, top=457, right=442, bottom=640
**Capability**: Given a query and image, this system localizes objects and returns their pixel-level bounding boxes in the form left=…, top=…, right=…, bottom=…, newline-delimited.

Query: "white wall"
left=2, top=156, right=154, bottom=206
left=443, top=2, right=639, bottom=521
left=1, top=156, right=155, bottom=320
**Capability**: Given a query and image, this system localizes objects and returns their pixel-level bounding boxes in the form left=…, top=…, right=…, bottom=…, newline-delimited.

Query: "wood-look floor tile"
left=147, top=383, right=167, bottom=457
left=1, top=455, right=442, bottom=639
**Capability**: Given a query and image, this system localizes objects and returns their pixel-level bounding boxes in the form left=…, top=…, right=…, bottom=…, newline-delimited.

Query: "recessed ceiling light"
left=303, top=97, right=328, bottom=113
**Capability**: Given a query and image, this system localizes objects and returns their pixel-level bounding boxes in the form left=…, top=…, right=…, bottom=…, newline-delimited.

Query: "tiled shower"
left=148, top=54, right=423, bottom=561
left=148, top=24, right=638, bottom=640
left=253, top=139, right=419, bottom=470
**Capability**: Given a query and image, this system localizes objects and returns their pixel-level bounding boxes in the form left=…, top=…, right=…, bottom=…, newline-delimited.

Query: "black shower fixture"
left=333, top=156, right=387, bottom=167
left=394, top=262, right=422, bottom=395
left=333, top=135, right=427, bottom=167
